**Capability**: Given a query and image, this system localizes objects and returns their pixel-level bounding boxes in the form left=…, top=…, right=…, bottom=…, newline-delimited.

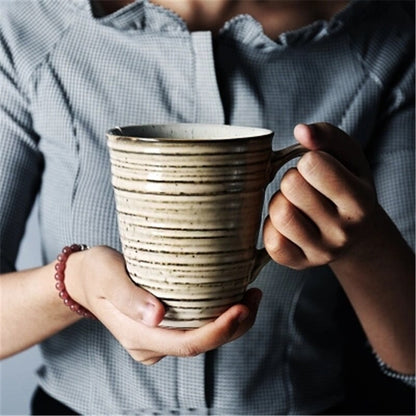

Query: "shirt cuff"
left=374, top=353, right=415, bottom=388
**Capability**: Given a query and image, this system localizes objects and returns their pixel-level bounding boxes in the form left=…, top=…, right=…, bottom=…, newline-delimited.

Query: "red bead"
left=64, top=298, right=75, bottom=307
left=70, top=244, right=81, bottom=252
left=62, top=246, right=72, bottom=255
left=54, top=272, right=64, bottom=281
left=59, top=290, right=69, bottom=300
left=70, top=303, right=80, bottom=312
left=54, top=244, right=95, bottom=320
left=57, top=253, right=67, bottom=262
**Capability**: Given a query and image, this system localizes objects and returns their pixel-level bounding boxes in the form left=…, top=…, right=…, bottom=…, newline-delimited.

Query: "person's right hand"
left=65, top=246, right=262, bottom=365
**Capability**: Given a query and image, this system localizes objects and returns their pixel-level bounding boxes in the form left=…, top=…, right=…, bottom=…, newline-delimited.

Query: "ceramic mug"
left=107, top=124, right=306, bottom=328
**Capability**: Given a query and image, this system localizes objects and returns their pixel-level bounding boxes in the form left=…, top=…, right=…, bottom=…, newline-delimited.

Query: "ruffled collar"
left=67, top=0, right=186, bottom=32
left=217, top=0, right=369, bottom=51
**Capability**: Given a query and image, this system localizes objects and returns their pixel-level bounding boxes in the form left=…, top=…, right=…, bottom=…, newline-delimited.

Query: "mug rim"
left=106, top=123, right=273, bottom=143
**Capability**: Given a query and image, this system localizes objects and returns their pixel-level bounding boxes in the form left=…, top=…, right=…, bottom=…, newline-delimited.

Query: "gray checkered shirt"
left=0, top=0, right=414, bottom=414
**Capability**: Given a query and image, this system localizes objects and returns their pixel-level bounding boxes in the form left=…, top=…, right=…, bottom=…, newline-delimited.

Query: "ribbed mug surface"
left=107, top=124, right=274, bottom=328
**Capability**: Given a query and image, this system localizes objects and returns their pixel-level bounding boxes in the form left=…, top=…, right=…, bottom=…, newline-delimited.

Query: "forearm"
left=331, top=205, right=415, bottom=374
left=0, top=261, right=81, bottom=359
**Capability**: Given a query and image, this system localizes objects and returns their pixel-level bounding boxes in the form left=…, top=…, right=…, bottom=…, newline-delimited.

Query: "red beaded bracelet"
left=54, top=244, right=95, bottom=319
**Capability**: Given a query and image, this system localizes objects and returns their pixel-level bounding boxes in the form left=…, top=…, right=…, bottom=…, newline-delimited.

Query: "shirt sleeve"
left=374, top=352, right=415, bottom=388
left=0, top=29, right=43, bottom=273
left=366, top=56, right=414, bottom=250
left=366, top=57, right=415, bottom=386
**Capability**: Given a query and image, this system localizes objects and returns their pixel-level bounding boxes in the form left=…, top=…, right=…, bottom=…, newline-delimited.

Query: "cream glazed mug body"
left=107, top=123, right=306, bottom=328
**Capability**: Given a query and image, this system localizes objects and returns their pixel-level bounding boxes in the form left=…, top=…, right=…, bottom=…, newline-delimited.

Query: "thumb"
left=95, top=249, right=166, bottom=326
left=293, top=123, right=370, bottom=178
left=110, top=276, right=166, bottom=327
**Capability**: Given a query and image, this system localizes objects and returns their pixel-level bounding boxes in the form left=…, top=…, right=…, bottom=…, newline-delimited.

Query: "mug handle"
left=249, top=143, right=308, bottom=282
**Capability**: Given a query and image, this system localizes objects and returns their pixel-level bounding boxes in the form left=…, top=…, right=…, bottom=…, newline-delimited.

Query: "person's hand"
left=65, top=246, right=262, bottom=365
left=264, top=122, right=378, bottom=269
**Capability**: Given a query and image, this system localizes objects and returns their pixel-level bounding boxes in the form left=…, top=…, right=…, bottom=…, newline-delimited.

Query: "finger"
left=146, top=289, right=261, bottom=357
left=141, top=356, right=164, bottom=366
left=93, top=299, right=172, bottom=360
left=294, top=123, right=371, bottom=178
left=227, top=288, right=263, bottom=342
left=90, top=250, right=166, bottom=326
left=114, top=253, right=166, bottom=327
left=296, top=151, right=375, bottom=220
left=263, top=215, right=308, bottom=269
left=127, top=347, right=166, bottom=365
left=110, top=279, right=166, bottom=327
left=98, top=289, right=262, bottom=361
left=268, top=192, right=322, bottom=258
left=180, top=293, right=260, bottom=355
left=279, top=167, right=341, bottom=239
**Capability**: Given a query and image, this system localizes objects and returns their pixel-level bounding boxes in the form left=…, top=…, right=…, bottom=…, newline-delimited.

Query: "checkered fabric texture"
left=0, top=0, right=414, bottom=414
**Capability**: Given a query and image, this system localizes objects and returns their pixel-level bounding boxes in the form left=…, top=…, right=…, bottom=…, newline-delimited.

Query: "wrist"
left=56, top=245, right=95, bottom=318
left=329, top=205, right=415, bottom=373
left=330, top=204, right=387, bottom=270
left=330, top=203, right=414, bottom=280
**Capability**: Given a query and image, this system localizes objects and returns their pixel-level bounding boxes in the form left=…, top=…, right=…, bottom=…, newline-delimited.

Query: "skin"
left=1, top=248, right=261, bottom=365
left=265, top=123, right=415, bottom=373
left=1, top=1, right=414, bottom=374
left=99, top=0, right=349, bottom=38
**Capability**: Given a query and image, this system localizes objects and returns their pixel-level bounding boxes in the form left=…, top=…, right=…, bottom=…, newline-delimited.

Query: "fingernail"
left=306, top=123, right=317, bottom=138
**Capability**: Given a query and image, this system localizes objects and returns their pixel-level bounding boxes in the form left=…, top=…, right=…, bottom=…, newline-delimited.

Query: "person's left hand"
left=263, top=122, right=377, bottom=269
